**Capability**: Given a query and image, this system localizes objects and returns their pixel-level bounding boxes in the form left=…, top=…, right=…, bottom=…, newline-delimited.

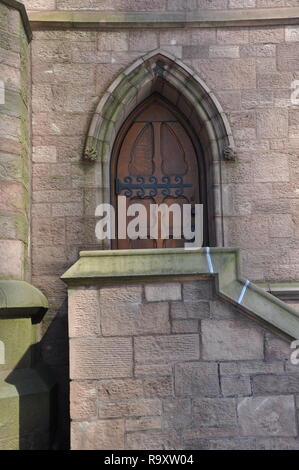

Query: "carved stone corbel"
left=223, top=145, right=236, bottom=161
left=82, top=146, right=97, bottom=162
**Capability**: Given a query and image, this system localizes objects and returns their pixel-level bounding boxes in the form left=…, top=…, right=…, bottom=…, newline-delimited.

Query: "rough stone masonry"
left=69, top=279, right=299, bottom=450
left=2, top=0, right=299, bottom=450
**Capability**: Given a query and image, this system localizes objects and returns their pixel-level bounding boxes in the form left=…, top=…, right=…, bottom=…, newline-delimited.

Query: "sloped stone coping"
left=0, top=0, right=32, bottom=42
left=28, top=8, right=299, bottom=30
left=257, top=281, right=299, bottom=301
left=62, top=247, right=299, bottom=340
left=0, top=280, right=48, bottom=319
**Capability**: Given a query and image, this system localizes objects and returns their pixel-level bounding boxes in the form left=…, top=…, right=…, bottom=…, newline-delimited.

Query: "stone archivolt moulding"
left=82, top=50, right=235, bottom=246
left=83, top=49, right=235, bottom=165
left=62, top=247, right=299, bottom=341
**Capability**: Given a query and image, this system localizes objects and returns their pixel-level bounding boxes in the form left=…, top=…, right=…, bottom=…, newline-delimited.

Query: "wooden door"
left=112, top=97, right=201, bottom=249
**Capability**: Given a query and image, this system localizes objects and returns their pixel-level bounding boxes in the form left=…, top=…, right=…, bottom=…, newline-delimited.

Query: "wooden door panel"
left=113, top=97, right=201, bottom=249
left=161, top=123, right=187, bottom=175
left=128, top=123, right=154, bottom=176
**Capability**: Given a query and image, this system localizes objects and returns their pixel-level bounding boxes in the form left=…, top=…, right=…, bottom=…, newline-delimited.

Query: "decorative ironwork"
left=116, top=175, right=192, bottom=198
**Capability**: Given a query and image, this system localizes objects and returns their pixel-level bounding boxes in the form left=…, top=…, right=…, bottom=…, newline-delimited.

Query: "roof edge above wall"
left=0, top=0, right=32, bottom=41
left=28, top=7, right=299, bottom=30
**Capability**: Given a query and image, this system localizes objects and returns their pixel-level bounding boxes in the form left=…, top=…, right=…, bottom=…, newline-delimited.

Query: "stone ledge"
left=257, top=281, right=299, bottom=301
left=0, top=0, right=32, bottom=41
left=28, top=8, right=299, bottom=30
left=0, top=280, right=48, bottom=320
left=62, top=247, right=299, bottom=340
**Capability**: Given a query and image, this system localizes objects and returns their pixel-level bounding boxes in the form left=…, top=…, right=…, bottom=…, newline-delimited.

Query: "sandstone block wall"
left=0, top=1, right=31, bottom=280
left=30, top=22, right=299, bottom=303
left=23, top=2, right=299, bottom=448
left=69, top=279, right=299, bottom=450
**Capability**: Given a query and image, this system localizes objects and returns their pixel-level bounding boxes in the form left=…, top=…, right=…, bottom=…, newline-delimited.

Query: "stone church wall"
left=0, top=1, right=31, bottom=280
left=69, top=278, right=299, bottom=450
left=16, top=0, right=299, bottom=448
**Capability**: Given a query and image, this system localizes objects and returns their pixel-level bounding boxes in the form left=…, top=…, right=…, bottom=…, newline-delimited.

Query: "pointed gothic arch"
left=84, top=49, right=235, bottom=247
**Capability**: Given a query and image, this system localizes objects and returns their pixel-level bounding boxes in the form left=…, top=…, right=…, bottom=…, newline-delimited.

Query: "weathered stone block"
left=253, top=153, right=289, bottom=183
left=238, top=396, right=297, bottom=437
left=32, top=40, right=72, bottom=64
left=70, top=381, right=97, bottom=421
left=143, top=376, right=173, bottom=398
left=269, top=214, right=294, bottom=238
left=256, top=437, right=299, bottom=450
left=202, top=320, right=264, bottom=360
left=98, top=32, right=128, bottom=52
left=126, top=429, right=180, bottom=450
left=100, top=301, right=170, bottom=336
left=33, top=146, right=57, bottom=163
left=72, top=420, right=124, bottom=450
left=134, top=334, right=200, bottom=364
left=0, top=240, right=24, bottom=279
left=229, top=0, right=256, bottom=7
left=70, top=337, right=133, bottom=379
left=277, top=45, right=299, bottom=71
left=52, top=202, right=83, bottom=217
left=171, top=301, right=210, bottom=319
left=184, top=426, right=237, bottom=439
left=183, top=280, right=213, bottom=301
left=257, top=72, right=294, bottom=89
left=252, top=375, right=299, bottom=395
left=98, top=399, right=161, bottom=419
left=171, top=319, right=198, bottom=333
left=257, top=109, right=288, bottom=139
left=221, top=375, right=252, bottom=396
left=163, top=398, right=192, bottom=430
left=100, top=285, right=142, bottom=304
left=217, top=28, right=249, bottom=45
left=129, top=31, right=158, bottom=51
left=193, top=58, right=256, bottom=90
left=175, top=362, right=219, bottom=397
left=68, top=289, right=99, bottom=338
left=220, top=360, right=285, bottom=375
left=182, top=45, right=209, bottom=59
left=23, top=0, right=56, bottom=9
left=192, top=438, right=256, bottom=450
left=249, top=27, right=284, bottom=44
left=209, top=45, right=239, bottom=58
left=134, top=364, right=173, bottom=377
left=145, top=283, right=181, bottom=302
left=98, top=379, right=143, bottom=401
left=209, top=300, right=240, bottom=319
left=240, top=44, right=275, bottom=57
left=285, top=26, right=299, bottom=42
left=167, top=0, right=197, bottom=10
left=125, top=416, right=162, bottom=432
left=193, top=398, right=237, bottom=427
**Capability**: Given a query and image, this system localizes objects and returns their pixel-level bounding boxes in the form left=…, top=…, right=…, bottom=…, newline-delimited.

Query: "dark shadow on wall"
left=38, top=298, right=70, bottom=450
left=4, top=299, right=70, bottom=450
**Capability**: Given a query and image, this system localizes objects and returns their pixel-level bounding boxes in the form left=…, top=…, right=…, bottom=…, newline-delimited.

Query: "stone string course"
left=69, top=280, right=299, bottom=450
left=22, top=0, right=299, bottom=12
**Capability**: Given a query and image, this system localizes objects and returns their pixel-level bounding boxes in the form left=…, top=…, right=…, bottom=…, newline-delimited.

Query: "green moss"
left=0, top=318, right=32, bottom=370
